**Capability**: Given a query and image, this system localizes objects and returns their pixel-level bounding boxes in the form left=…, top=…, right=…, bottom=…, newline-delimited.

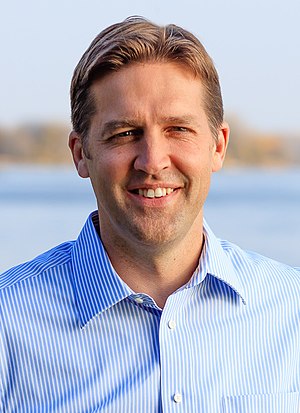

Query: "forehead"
left=90, top=62, right=205, bottom=117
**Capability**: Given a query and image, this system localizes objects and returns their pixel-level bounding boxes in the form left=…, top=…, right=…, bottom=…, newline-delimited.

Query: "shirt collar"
left=197, top=220, right=247, bottom=305
left=72, top=213, right=246, bottom=327
left=72, top=211, right=132, bottom=327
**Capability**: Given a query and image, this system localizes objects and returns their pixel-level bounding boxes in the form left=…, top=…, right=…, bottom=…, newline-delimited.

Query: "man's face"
left=70, top=62, right=228, bottom=249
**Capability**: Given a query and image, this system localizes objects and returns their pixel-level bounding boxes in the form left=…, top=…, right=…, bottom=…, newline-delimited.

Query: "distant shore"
left=1, top=119, right=299, bottom=166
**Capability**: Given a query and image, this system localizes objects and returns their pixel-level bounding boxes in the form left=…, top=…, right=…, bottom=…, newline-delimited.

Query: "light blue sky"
left=1, top=0, right=299, bottom=133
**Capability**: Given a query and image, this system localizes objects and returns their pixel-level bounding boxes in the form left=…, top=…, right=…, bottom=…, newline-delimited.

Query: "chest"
left=1, top=292, right=299, bottom=412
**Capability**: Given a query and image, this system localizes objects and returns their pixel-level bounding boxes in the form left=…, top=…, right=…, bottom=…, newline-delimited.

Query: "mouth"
left=130, top=187, right=176, bottom=199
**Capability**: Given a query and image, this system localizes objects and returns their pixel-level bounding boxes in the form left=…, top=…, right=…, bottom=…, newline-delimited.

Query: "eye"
left=112, top=129, right=143, bottom=140
left=115, top=130, right=135, bottom=138
left=164, top=125, right=196, bottom=141
left=166, top=126, right=191, bottom=135
left=172, top=126, right=189, bottom=132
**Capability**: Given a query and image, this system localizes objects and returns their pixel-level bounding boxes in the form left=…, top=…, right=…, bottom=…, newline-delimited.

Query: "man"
left=0, top=17, right=299, bottom=412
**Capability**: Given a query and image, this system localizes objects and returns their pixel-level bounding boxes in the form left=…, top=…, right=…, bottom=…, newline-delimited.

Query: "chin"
left=126, top=222, right=179, bottom=247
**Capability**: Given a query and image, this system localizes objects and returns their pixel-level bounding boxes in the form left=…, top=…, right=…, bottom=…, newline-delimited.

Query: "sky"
left=1, top=0, right=300, bottom=134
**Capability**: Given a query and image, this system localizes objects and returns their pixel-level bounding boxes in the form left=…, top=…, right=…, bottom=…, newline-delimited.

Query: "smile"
left=136, top=187, right=175, bottom=198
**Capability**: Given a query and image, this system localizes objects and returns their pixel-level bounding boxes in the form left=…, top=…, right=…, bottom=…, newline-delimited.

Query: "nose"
left=133, top=131, right=171, bottom=175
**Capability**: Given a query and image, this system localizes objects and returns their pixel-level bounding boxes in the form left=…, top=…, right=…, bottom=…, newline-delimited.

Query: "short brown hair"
left=70, top=16, right=224, bottom=145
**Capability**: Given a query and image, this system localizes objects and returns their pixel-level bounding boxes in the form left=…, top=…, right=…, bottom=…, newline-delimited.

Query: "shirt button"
left=134, top=297, right=144, bottom=304
left=168, top=320, right=177, bottom=329
left=173, top=393, right=182, bottom=403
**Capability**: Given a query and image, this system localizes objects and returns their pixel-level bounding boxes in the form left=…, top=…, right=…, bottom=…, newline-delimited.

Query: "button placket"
left=159, top=292, right=189, bottom=412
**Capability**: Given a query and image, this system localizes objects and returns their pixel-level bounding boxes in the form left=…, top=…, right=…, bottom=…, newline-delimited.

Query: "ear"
left=212, top=122, right=230, bottom=172
left=68, top=131, right=90, bottom=178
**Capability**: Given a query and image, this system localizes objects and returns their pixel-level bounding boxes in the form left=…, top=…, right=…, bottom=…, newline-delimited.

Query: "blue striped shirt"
left=0, top=211, right=299, bottom=412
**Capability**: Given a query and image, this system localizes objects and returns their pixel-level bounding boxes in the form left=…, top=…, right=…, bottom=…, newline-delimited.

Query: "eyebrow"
left=159, top=115, right=198, bottom=126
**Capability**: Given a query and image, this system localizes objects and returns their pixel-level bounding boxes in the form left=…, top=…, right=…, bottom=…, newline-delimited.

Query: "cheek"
left=92, top=155, right=130, bottom=192
left=175, top=149, right=213, bottom=176
left=187, top=159, right=213, bottom=193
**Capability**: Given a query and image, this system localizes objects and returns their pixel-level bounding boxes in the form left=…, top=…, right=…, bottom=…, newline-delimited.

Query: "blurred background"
left=0, top=0, right=299, bottom=272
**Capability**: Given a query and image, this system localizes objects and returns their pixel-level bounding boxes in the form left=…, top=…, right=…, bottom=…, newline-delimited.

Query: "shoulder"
left=0, top=241, right=75, bottom=292
left=220, top=238, right=300, bottom=296
left=220, top=237, right=299, bottom=274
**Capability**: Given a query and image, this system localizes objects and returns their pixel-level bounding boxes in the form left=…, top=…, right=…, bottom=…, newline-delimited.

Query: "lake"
left=0, top=165, right=299, bottom=273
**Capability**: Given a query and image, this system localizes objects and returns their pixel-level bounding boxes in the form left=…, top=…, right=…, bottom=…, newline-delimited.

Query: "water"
left=206, top=168, right=300, bottom=267
left=0, top=165, right=299, bottom=273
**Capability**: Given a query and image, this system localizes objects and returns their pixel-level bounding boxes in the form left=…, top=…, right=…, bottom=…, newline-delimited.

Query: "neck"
left=98, top=215, right=205, bottom=308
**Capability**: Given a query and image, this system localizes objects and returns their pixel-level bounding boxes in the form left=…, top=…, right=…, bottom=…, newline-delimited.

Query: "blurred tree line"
left=0, top=123, right=71, bottom=164
left=0, top=118, right=299, bottom=166
left=225, top=116, right=300, bottom=167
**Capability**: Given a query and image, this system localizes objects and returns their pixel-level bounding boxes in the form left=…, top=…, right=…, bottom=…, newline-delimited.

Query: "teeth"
left=155, top=188, right=163, bottom=197
left=137, top=187, right=174, bottom=198
left=144, top=188, right=154, bottom=198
